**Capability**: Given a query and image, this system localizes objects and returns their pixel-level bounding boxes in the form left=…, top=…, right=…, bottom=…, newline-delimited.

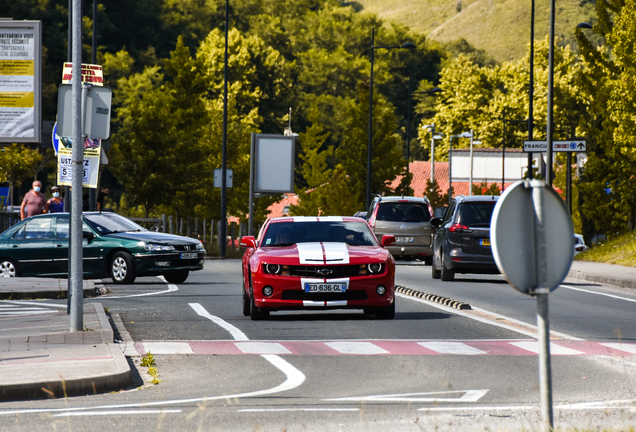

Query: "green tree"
left=337, top=84, right=404, bottom=205
left=0, top=144, right=42, bottom=210
left=109, top=37, right=209, bottom=217
left=424, top=179, right=449, bottom=211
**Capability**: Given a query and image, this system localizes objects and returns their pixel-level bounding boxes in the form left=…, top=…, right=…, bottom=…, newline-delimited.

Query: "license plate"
left=396, top=237, right=414, bottom=243
left=480, top=239, right=491, bottom=246
left=180, top=252, right=198, bottom=259
left=304, top=283, right=347, bottom=293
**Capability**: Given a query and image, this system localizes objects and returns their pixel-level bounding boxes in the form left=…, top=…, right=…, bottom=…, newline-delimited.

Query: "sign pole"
left=70, top=0, right=84, bottom=332
left=537, top=292, right=554, bottom=431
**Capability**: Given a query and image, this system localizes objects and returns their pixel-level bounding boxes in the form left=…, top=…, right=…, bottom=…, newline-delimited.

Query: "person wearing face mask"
left=20, top=180, right=48, bottom=220
left=46, top=186, right=64, bottom=213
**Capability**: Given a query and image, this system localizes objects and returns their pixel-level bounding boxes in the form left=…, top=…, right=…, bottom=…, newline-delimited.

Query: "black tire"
left=164, top=270, right=189, bottom=284
left=110, top=251, right=136, bottom=284
left=0, top=259, right=18, bottom=277
left=376, top=299, right=396, bottom=319
left=250, top=289, right=269, bottom=320
left=431, top=261, right=441, bottom=279
left=440, top=253, right=455, bottom=282
left=242, top=276, right=251, bottom=317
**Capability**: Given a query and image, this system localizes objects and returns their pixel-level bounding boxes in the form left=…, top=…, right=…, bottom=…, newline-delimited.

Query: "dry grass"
left=354, top=0, right=596, bottom=61
left=575, top=231, right=636, bottom=268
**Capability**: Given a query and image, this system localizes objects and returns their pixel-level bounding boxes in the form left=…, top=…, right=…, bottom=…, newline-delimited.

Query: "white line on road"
left=397, top=293, right=582, bottom=341
left=142, top=342, right=194, bottom=355
left=189, top=303, right=249, bottom=341
left=326, top=341, right=389, bottom=355
left=509, top=341, right=584, bottom=355
left=418, top=341, right=487, bottom=355
left=235, top=342, right=292, bottom=354
left=106, top=278, right=179, bottom=299
left=561, top=284, right=636, bottom=303
left=237, top=408, right=360, bottom=412
left=326, top=390, right=489, bottom=403
left=54, top=410, right=183, bottom=417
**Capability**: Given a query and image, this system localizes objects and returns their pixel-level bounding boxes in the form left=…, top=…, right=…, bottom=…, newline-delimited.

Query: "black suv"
left=430, top=195, right=499, bottom=281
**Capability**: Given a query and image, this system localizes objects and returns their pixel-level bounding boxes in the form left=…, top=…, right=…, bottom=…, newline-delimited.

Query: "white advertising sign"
left=254, top=135, right=295, bottom=193
left=0, top=21, right=41, bottom=142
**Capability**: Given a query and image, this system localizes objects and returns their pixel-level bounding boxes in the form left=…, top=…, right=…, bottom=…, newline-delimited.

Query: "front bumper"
left=386, top=245, right=432, bottom=258
left=251, top=273, right=395, bottom=311
left=133, top=251, right=206, bottom=275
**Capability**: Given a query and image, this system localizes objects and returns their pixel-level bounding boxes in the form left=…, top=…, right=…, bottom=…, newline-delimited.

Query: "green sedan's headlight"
left=196, top=242, right=204, bottom=250
left=142, top=242, right=176, bottom=252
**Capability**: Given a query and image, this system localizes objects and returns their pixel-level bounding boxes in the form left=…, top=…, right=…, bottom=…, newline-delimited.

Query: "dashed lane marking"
left=135, top=340, right=634, bottom=356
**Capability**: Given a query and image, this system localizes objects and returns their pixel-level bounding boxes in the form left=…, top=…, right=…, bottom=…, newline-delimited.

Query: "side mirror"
left=381, top=235, right=396, bottom=247
left=430, top=218, right=442, bottom=229
left=82, top=231, right=94, bottom=240
left=240, top=236, right=256, bottom=248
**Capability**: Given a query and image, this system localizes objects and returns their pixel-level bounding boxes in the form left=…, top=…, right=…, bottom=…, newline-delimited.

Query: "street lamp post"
left=423, top=124, right=444, bottom=183
left=220, top=0, right=229, bottom=258
left=367, top=28, right=415, bottom=209
left=406, top=86, right=442, bottom=175
left=501, top=108, right=527, bottom=193
left=469, top=133, right=482, bottom=196
left=448, top=131, right=472, bottom=204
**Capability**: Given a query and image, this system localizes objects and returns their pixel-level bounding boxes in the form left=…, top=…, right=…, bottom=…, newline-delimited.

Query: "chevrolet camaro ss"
left=240, top=216, right=396, bottom=320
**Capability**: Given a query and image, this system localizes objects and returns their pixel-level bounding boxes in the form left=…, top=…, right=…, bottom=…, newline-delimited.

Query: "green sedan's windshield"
left=84, top=213, right=146, bottom=234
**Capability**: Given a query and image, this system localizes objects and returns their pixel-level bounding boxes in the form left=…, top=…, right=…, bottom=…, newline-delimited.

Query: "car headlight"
left=196, top=242, right=204, bottom=250
left=142, top=242, right=176, bottom=252
left=263, top=263, right=289, bottom=275
left=367, top=263, right=383, bottom=274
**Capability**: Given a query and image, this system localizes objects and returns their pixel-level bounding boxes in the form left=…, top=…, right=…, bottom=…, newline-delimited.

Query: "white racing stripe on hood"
left=322, top=242, right=349, bottom=264
left=297, top=243, right=324, bottom=264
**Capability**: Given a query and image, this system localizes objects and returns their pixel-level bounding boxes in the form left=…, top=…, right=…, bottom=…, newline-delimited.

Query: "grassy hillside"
left=576, top=232, right=636, bottom=268
left=354, top=0, right=597, bottom=62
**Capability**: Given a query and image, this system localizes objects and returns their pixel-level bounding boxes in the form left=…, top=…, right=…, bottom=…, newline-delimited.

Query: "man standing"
left=20, top=180, right=47, bottom=220
left=96, top=187, right=109, bottom=211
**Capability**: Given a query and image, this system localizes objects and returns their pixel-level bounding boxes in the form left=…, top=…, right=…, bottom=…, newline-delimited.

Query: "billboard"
left=0, top=21, right=41, bottom=143
left=253, top=134, right=295, bottom=193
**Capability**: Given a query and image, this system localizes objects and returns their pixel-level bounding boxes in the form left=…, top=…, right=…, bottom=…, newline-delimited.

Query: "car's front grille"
left=174, top=245, right=197, bottom=252
left=287, top=265, right=362, bottom=278
left=281, top=290, right=368, bottom=301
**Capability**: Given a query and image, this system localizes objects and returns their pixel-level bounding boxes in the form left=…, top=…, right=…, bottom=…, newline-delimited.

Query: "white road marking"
left=397, top=293, right=582, bottom=341
left=326, top=390, right=489, bottom=403
left=418, top=341, right=487, bottom=355
left=561, top=284, right=636, bottom=303
left=107, top=277, right=179, bottom=299
left=325, top=341, right=389, bottom=355
left=189, top=303, right=249, bottom=341
left=235, top=342, right=292, bottom=355
left=510, top=341, right=584, bottom=355
left=238, top=408, right=359, bottom=412
left=142, top=342, right=193, bottom=355
left=599, top=343, right=636, bottom=355
left=54, top=410, right=182, bottom=417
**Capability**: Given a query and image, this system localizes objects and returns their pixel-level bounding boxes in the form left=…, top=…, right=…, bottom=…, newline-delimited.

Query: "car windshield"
left=261, top=221, right=377, bottom=247
left=457, top=201, right=497, bottom=227
left=376, top=202, right=431, bottom=222
left=83, top=213, right=146, bottom=234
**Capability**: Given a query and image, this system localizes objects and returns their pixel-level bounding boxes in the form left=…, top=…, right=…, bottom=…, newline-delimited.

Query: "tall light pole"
left=527, top=0, right=535, bottom=180
left=469, top=133, right=482, bottom=196
left=448, top=131, right=472, bottom=204
left=406, top=86, right=442, bottom=175
left=423, top=124, right=444, bottom=183
left=220, top=0, right=229, bottom=258
left=367, top=28, right=415, bottom=209
left=501, top=108, right=527, bottom=193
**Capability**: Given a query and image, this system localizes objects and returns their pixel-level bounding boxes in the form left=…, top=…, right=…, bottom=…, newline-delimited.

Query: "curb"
left=395, top=285, right=471, bottom=310
left=567, top=270, right=636, bottom=289
left=0, top=280, right=98, bottom=300
left=94, top=302, right=114, bottom=344
left=0, top=344, right=132, bottom=402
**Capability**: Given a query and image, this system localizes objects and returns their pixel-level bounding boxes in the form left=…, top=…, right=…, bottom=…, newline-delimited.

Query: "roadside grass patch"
left=576, top=232, right=636, bottom=267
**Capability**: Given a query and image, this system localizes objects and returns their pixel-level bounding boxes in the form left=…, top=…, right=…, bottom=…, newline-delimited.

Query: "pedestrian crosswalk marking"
left=137, top=340, right=632, bottom=356
left=0, top=302, right=64, bottom=317
left=418, top=342, right=487, bottom=355
left=509, top=341, right=584, bottom=356
left=325, top=342, right=389, bottom=355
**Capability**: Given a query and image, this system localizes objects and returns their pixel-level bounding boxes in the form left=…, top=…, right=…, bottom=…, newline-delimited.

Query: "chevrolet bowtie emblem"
left=316, top=268, right=333, bottom=276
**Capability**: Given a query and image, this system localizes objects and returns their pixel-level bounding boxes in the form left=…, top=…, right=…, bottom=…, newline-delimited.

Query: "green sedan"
left=0, top=212, right=206, bottom=284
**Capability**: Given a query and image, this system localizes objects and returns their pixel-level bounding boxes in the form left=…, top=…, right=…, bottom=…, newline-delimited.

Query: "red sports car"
left=240, top=216, right=396, bottom=320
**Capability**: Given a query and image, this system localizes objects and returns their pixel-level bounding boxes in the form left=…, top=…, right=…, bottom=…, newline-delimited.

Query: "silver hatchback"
left=366, top=196, right=434, bottom=263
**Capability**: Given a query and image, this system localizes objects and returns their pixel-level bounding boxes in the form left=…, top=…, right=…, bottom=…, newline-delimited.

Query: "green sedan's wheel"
left=164, top=270, right=189, bottom=284
left=0, top=259, right=18, bottom=277
left=110, top=251, right=136, bottom=284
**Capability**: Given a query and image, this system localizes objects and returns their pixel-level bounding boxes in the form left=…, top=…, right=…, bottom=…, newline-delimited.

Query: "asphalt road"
left=1, top=260, right=636, bottom=432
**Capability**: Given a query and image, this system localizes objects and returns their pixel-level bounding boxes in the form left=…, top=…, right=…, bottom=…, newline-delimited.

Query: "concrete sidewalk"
left=568, top=260, right=636, bottom=289
left=0, top=278, right=131, bottom=401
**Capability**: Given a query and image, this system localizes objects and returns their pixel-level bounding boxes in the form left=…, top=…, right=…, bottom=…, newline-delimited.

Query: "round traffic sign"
left=491, top=180, right=574, bottom=295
